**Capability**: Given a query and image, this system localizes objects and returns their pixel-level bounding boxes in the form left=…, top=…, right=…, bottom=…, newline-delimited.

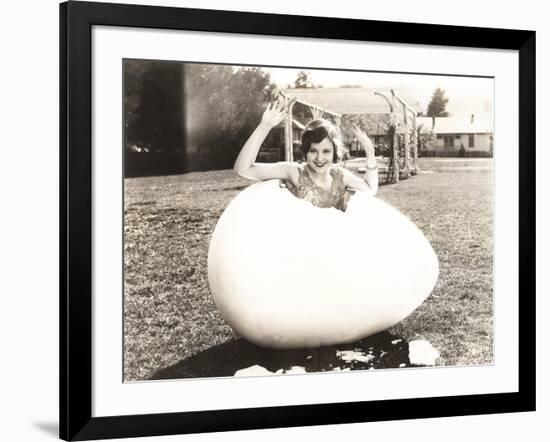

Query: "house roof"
left=417, top=116, right=493, bottom=134
left=282, top=87, right=423, bottom=116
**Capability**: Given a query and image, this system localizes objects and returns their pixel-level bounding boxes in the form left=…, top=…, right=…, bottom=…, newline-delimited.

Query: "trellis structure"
left=280, top=87, right=422, bottom=183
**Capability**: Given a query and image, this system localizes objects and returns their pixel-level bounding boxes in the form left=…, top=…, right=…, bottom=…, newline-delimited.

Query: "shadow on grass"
left=149, top=330, right=410, bottom=380
left=212, top=184, right=249, bottom=192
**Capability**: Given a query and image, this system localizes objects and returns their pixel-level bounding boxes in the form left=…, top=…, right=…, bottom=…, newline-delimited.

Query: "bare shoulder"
left=285, top=162, right=302, bottom=186
left=340, top=166, right=369, bottom=191
left=339, top=166, right=355, bottom=181
left=335, top=165, right=347, bottom=175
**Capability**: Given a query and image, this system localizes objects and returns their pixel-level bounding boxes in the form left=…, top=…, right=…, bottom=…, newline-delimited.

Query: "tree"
left=185, top=64, right=275, bottom=160
left=125, top=61, right=276, bottom=166
left=291, top=71, right=321, bottom=124
left=426, top=87, right=450, bottom=117
left=124, top=60, right=149, bottom=148
left=128, top=61, right=184, bottom=153
left=293, top=70, right=313, bottom=89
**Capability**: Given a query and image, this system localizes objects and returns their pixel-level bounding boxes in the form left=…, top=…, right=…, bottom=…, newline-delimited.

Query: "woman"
left=210, top=98, right=438, bottom=349
left=233, top=99, right=378, bottom=211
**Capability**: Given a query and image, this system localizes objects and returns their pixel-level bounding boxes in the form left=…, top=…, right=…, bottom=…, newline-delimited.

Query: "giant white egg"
left=208, top=180, right=439, bottom=349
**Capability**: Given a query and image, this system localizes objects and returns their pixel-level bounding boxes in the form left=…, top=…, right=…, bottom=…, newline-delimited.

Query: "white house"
left=417, top=115, right=493, bottom=156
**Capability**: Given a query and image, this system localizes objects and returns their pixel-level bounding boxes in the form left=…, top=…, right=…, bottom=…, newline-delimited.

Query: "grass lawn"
left=124, top=158, right=493, bottom=381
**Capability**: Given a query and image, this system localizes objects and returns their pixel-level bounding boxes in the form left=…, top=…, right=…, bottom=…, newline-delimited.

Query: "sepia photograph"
left=123, top=59, right=494, bottom=382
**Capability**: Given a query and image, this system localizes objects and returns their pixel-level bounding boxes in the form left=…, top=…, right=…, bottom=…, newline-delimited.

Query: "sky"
left=263, top=67, right=494, bottom=124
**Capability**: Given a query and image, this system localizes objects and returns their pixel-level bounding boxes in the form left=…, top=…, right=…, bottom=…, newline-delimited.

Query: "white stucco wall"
left=430, top=133, right=492, bottom=152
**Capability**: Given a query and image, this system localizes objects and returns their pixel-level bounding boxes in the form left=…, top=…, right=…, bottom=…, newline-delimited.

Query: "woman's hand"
left=234, top=96, right=296, bottom=180
left=260, top=98, right=291, bottom=129
left=350, top=124, right=375, bottom=160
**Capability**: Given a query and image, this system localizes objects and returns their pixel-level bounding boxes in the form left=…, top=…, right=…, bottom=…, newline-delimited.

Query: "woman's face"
left=306, top=137, right=334, bottom=173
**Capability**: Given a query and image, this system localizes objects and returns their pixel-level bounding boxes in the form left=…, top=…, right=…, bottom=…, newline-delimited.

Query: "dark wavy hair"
left=300, top=119, right=344, bottom=162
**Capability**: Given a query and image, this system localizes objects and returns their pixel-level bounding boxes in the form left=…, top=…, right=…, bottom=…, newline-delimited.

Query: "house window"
left=468, top=134, right=475, bottom=148
left=443, top=135, right=454, bottom=147
left=454, top=135, right=461, bottom=139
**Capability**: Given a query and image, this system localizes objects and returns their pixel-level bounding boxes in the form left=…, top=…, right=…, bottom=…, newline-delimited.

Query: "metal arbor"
left=280, top=87, right=421, bottom=183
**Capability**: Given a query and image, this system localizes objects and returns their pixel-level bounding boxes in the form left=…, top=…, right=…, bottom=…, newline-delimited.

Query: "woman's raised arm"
left=233, top=99, right=296, bottom=181
left=343, top=125, right=379, bottom=196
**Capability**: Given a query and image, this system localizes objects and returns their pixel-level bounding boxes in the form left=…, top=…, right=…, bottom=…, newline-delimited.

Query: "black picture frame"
left=60, top=1, right=536, bottom=440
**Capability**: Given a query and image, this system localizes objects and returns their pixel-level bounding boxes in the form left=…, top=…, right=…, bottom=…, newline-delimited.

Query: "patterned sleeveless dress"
left=284, top=165, right=347, bottom=211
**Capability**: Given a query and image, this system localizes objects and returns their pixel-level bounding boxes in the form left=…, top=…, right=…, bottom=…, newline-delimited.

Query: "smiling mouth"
left=314, top=163, right=327, bottom=167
